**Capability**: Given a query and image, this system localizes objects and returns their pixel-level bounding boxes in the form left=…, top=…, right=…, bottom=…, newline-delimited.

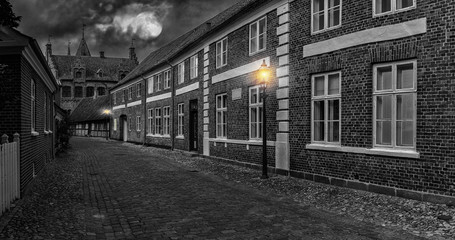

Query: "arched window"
left=97, top=69, right=103, bottom=78
left=62, top=86, right=72, bottom=98
left=97, top=87, right=106, bottom=96
left=86, top=86, right=94, bottom=97
left=120, top=73, right=126, bottom=79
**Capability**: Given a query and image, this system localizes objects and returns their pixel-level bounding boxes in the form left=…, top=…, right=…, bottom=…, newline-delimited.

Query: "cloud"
left=11, top=0, right=239, bottom=61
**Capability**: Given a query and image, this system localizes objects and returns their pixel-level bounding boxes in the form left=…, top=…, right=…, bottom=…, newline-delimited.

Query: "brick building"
left=109, top=0, right=455, bottom=203
left=0, top=26, right=59, bottom=193
left=47, top=26, right=138, bottom=112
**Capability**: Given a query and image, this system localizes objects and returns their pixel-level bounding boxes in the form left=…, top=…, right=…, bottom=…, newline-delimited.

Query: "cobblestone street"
left=0, top=137, right=424, bottom=239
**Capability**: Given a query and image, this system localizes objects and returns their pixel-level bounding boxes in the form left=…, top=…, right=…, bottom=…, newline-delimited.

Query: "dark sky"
left=12, top=0, right=239, bottom=61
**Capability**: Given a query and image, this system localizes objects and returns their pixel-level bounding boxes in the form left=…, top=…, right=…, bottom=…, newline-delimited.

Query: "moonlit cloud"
left=11, top=0, right=239, bottom=61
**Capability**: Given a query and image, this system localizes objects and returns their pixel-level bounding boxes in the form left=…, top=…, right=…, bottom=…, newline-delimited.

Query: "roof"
left=51, top=55, right=137, bottom=81
left=0, top=26, right=59, bottom=91
left=113, top=0, right=265, bottom=90
left=68, top=95, right=110, bottom=123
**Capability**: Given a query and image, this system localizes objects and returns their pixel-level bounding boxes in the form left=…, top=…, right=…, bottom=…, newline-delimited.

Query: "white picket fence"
left=0, top=133, right=20, bottom=217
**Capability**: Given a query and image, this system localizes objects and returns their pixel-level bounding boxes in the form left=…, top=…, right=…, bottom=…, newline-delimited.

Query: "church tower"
left=76, top=24, right=91, bottom=57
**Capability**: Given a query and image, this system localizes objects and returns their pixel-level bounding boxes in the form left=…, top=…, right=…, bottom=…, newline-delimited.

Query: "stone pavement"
left=0, top=137, right=424, bottom=239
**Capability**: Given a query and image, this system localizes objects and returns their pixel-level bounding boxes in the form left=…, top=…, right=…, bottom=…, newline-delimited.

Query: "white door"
left=123, top=120, right=128, bottom=142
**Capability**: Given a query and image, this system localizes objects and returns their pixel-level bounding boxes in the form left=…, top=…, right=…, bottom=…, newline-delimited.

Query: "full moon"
left=132, top=12, right=163, bottom=39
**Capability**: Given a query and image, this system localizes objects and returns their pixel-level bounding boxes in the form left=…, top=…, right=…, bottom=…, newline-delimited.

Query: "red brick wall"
left=289, top=0, right=455, bottom=196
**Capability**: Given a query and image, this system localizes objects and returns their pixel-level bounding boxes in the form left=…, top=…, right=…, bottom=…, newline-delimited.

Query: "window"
left=86, top=86, right=94, bottom=97
left=147, top=77, right=154, bottom=94
left=97, top=87, right=105, bottom=96
left=74, top=86, right=83, bottom=98
left=136, top=116, right=141, bottom=131
left=249, top=17, right=267, bottom=55
left=374, top=0, right=415, bottom=16
left=249, top=86, right=263, bottom=139
left=156, top=74, right=162, bottom=91
left=163, top=106, right=170, bottom=135
left=216, top=38, right=228, bottom=68
left=122, top=89, right=126, bottom=102
left=120, top=73, right=126, bottom=79
left=164, top=70, right=171, bottom=89
left=137, top=83, right=142, bottom=97
left=148, top=109, right=153, bottom=134
left=373, top=60, right=416, bottom=149
left=311, top=72, right=341, bottom=144
left=178, top=103, right=184, bottom=136
left=155, top=108, right=162, bottom=135
left=113, top=118, right=117, bottom=131
left=312, top=0, right=341, bottom=33
left=113, top=92, right=117, bottom=105
left=190, top=55, right=198, bottom=79
left=178, top=62, right=185, bottom=84
left=62, top=86, right=71, bottom=98
left=75, top=71, right=82, bottom=78
left=128, top=86, right=133, bottom=100
left=129, top=118, right=133, bottom=131
left=216, top=94, right=228, bottom=138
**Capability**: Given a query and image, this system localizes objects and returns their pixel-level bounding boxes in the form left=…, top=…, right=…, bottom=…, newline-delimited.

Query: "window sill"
left=372, top=6, right=416, bottom=18
left=249, top=48, right=266, bottom=57
left=209, top=138, right=275, bottom=147
left=311, top=24, right=342, bottom=36
left=44, top=131, right=50, bottom=135
left=48, top=130, right=53, bottom=134
left=147, top=134, right=170, bottom=138
left=176, top=135, right=184, bottom=140
left=305, top=144, right=420, bottom=159
left=31, top=131, right=39, bottom=137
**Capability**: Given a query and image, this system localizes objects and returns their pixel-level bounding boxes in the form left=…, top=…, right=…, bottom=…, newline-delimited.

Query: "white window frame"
left=178, top=62, right=185, bottom=84
left=216, top=94, right=227, bottom=138
left=163, top=106, right=170, bottom=136
left=373, top=0, right=416, bottom=17
left=216, top=38, right=228, bottom=68
left=128, top=86, right=133, bottom=100
left=373, top=60, right=417, bottom=150
left=156, top=74, right=162, bottom=91
left=249, top=86, right=263, bottom=140
left=113, top=118, right=117, bottom=131
left=31, top=79, right=36, bottom=133
left=249, top=17, right=267, bottom=55
left=311, top=0, right=342, bottom=34
left=147, top=109, right=153, bottom=134
left=136, top=116, right=141, bottom=131
left=164, top=70, right=171, bottom=89
left=147, top=77, right=154, bottom=94
left=190, top=55, right=198, bottom=79
left=136, top=82, right=141, bottom=97
left=113, top=92, right=117, bottom=105
left=155, top=108, right=162, bottom=135
left=122, top=89, right=126, bottom=102
left=178, top=103, right=184, bottom=137
left=311, top=71, right=342, bottom=144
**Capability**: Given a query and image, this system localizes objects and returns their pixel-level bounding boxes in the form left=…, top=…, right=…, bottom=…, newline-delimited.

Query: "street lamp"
left=257, top=60, right=271, bottom=179
left=103, top=109, right=111, bottom=140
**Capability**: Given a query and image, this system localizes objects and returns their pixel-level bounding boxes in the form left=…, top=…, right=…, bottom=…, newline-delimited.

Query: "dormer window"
left=97, top=87, right=106, bottom=96
left=75, top=71, right=82, bottom=78
left=97, top=69, right=103, bottom=78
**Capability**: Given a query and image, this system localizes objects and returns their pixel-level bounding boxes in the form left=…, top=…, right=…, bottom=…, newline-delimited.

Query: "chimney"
left=100, top=51, right=105, bottom=58
left=45, top=35, right=52, bottom=63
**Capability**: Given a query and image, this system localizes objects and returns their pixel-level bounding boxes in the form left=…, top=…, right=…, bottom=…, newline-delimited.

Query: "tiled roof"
left=51, top=55, right=137, bottom=81
left=68, top=95, right=110, bottom=123
left=114, top=0, right=263, bottom=89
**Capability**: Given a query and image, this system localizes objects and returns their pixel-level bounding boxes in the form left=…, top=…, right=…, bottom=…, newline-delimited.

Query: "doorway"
left=120, top=115, right=128, bottom=142
left=189, top=99, right=198, bottom=151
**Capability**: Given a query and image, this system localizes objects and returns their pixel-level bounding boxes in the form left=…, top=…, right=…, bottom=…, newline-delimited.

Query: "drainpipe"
left=141, top=74, right=147, bottom=146
left=166, top=60, right=175, bottom=151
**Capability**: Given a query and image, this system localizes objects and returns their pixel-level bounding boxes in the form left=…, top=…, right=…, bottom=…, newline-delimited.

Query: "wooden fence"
left=0, top=133, right=20, bottom=217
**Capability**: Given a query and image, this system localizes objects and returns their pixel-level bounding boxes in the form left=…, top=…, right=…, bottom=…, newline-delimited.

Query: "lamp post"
left=257, top=60, right=271, bottom=179
left=103, top=109, right=111, bottom=140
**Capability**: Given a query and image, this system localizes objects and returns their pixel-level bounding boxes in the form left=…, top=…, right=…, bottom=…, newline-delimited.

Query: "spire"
left=76, top=24, right=91, bottom=56
left=45, top=35, right=52, bottom=63
left=129, top=38, right=138, bottom=64
left=67, top=41, right=71, bottom=56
